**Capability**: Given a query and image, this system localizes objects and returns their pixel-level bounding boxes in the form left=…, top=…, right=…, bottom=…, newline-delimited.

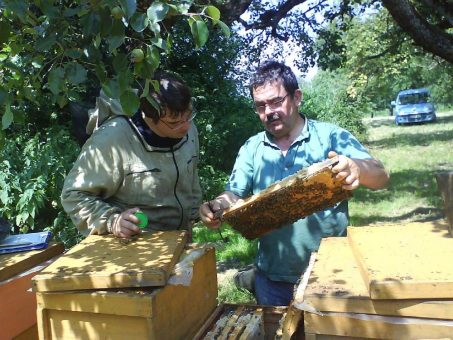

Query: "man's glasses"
left=159, top=110, right=197, bottom=130
left=254, top=94, right=288, bottom=114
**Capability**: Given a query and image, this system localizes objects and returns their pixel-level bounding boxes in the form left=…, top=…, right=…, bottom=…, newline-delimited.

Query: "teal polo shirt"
left=225, top=116, right=372, bottom=283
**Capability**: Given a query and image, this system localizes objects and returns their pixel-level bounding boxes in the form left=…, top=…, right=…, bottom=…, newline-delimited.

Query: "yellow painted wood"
left=36, top=246, right=217, bottom=340
left=304, top=311, right=453, bottom=339
left=0, top=242, right=64, bottom=281
left=348, top=220, right=453, bottom=299
left=33, top=230, right=187, bottom=292
left=299, top=237, right=453, bottom=319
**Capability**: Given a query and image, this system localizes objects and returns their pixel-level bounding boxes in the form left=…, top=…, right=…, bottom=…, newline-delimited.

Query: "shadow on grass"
left=367, top=124, right=453, bottom=150
left=365, top=111, right=453, bottom=129
left=351, top=168, right=446, bottom=226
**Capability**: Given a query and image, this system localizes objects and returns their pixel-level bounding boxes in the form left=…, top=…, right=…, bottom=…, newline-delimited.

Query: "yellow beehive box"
left=36, top=245, right=217, bottom=340
left=298, top=237, right=453, bottom=319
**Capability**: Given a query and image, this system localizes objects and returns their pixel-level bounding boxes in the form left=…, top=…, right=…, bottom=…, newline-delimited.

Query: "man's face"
left=252, top=80, right=302, bottom=138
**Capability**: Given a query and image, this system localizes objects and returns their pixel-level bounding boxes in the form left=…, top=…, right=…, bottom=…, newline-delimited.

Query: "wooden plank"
left=36, top=246, right=217, bottom=340
left=45, top=309, right=152, bottom=340
left=347, top=220, right=453, bottom=300
left=304, top=311, right=453, bottom=339
left=280, top=304, right=303, bottom=340
left=436, top=171, right=453, bottom=236
left=218, top=306, right=245, bottom=339
left=238, top=310, right=264, bottom=340
left=33, top=230, right=187, bottom=292
left=0, top=242, right=64, bottom=281
left=221, top=157, right=352, bottom=240
left=298, top=237, right=453, bottom=319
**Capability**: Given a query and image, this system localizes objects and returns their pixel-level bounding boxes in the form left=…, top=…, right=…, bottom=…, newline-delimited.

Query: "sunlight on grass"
left=217, top=277, right=256, bottom=304
left=351, top=110, right=453, bottom=225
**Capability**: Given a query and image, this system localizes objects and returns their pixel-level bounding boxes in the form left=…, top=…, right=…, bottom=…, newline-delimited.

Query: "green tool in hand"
left=134, top=211, right=148, bottom=229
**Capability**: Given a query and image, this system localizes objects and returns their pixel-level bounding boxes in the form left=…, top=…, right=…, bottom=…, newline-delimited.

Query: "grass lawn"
left=351, top=110, right=453, bottom=226
left=194, top=110, right=453, bottom=304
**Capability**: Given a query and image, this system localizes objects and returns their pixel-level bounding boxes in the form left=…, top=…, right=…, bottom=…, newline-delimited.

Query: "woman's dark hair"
left=248, top=60, right=299, bottom=98
left=140, top=71, right=191, bottom=123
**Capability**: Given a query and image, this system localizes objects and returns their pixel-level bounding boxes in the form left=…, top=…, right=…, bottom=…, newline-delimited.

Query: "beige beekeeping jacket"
left=61, top=95, right=202, bottom=237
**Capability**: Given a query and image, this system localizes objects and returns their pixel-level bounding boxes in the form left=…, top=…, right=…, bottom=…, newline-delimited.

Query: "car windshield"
left=399, top=92, right=430, bottom=105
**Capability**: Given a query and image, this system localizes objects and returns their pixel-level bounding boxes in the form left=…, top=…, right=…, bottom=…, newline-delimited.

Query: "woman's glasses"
left=159, top=110, right=197, bottom=130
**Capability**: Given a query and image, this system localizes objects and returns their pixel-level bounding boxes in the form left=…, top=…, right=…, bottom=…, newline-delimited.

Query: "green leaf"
left=35, top=33, right=57, bottom=51
left=47, top=67, right=65, bottom=95
left=189, top=18, right=209, bottom=49
left=5, top=1, right=28, bottom=17
left=151, top=37, right=166, bottom=50
left=0, top=87, right=7, bottom=106
left=133, top=60, right=153, bottom=79
left=66, top=63, right=87, bottom=85
left=205, top=6, right=220, bottom=21
left=57, top=95, right=68, bottom=108
left=120, top=89, right=140, bottom=115
left=146, top=45, right=160, bottom=70
left=108, top=21, right=125, bottom=51
left=141, top=79, right=150, bottom=98
left=81, top=12, right=101, bottom=37
left=99, top=8, right=113, bottom=37
left=0, top=21, right=11, bottom=47
left=64, top=48, right=82, bottom=59
left=2, top=104, right=13, bottom=130
left=131, top=12, right=147, bottom=32
left=147, top=2, right=169, bottom=23
left=146, top=94, right=160, bottom=113
left=118, top=69, right=133, bottom=93
left=95, top=63, right=107, bottom=83
left=217, top=20, right=231, bottom=38
left=113, top=53, right=128, bottom=73
left=94, top=33, right=101, bottom=48
left=102, top=79, right=121, bottom=99
left=119, top=0, right=137, bottom=19
left=39, top=1, right=59, bottom=17
left=175, top=3, right=190, bottom=14
left=63, top=7, right=81, bottom=17
left=148, top=21, right=161, bottom=35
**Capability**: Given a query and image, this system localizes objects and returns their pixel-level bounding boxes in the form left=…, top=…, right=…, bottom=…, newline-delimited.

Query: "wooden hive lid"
left=0, top=242, right=65, bottom=282
left=348, top=220, right=453, bottom=300
left=32, top=230, right=187, bottom=292
left=296, top=237, right=453, bottom=319
left=221, top=156, right=352, bottom=239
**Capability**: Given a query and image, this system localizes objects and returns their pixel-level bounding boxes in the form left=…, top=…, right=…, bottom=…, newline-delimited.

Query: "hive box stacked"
left=0, top=242, right=64, bottom=340
left=33, top=231, right=218, bottom=340
left=295, top=220, right=453, bottom=339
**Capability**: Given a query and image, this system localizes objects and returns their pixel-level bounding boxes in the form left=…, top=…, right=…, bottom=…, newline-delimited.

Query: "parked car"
left=391, top=88, right=436, bottom=125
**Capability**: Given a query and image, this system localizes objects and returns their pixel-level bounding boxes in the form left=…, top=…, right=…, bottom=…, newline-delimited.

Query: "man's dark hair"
left=140, top=71, right=191, bottom=122
left=249, top=60, right=299, bottom=98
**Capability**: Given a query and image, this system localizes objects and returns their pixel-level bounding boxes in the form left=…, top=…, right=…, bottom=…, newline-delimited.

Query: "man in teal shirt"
left=200, top=60, right=389, bottom=305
